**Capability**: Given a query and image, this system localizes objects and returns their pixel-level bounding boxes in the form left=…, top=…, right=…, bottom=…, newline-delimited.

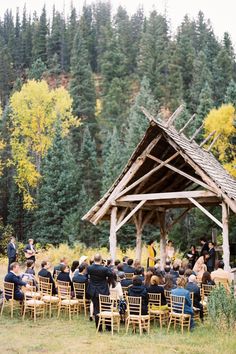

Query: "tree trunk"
left=158, top=211, right=167, bottom=268
left=222, top=202, right=230, bottom=271
left=109, top=207, right=117, bottom=262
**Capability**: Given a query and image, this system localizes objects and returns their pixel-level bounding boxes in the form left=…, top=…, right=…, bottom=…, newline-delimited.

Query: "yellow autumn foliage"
left=10, top=80, right=80, bottom=209
left=204, top=104, right=236, bottom=177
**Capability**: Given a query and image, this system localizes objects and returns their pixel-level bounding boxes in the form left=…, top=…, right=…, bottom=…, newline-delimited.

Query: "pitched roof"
left=83, top=114, right=236, bottom=225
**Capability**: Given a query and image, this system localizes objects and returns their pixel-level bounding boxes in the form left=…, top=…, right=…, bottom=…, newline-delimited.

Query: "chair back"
left=39, top=281, right=52, bottom=296
left=38, top=275, right=50, bottom=284
left=164, top=290, right=171, bottom=307
left=57, top=284, right=71, bottom=300
left=24, top=286, right=37, bottom=301
left=125, top=273, right=134, bottom=280
left=57, top=280, right=70, bottom=287
left=99, top=294, right=114, bottom=313
left=170, top=295, right=185, bottom=315
left=3, top=282, right=14, bottom=300
left=214, top=277, right=230, bottom=291
left=73, top=282, right=85, bottom=299
left=148, top=292, right=161, bottom=310
left=202, top=284, right=215, bottom=299
left=126, top=296, right=142, bottom=316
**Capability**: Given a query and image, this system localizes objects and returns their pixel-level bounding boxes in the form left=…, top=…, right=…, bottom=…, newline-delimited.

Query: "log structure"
left=82, top=107, right=236, bottom=271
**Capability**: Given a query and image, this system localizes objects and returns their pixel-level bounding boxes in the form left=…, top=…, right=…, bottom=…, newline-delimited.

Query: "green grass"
left=0, top=311, right=235, bottom=354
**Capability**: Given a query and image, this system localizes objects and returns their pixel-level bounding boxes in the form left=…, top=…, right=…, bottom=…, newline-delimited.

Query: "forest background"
left=0, top=1, right=235, bottom=255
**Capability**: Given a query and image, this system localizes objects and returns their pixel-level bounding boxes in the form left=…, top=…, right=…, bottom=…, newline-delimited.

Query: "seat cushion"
left=61, top=299, right=79, bottom=305
left=25, top=291, right=41, bottom=298
left=98, top=311, right=120, bottom=317
left=150, top=309, right=169, bottom=314
left=26, top=299, right=45, bottom=306
left=42, top=295, right=59, bottom=302
left=170, top=312, right=190, bottom=318
left=128, top=314, right=150, bottom=319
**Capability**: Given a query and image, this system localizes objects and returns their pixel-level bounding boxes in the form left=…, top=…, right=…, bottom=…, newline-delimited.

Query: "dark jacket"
left=87, top=264, right=112, bottom=298
left=72, top=273, right=88, bottom=284
left=120, top=278, right=133, bottom=288
left=185, top=282, right=201, bottom=309
left=38, top=268, right=56, bottom=295
left=171, top=287, right=194, bottom=315
left=122, top=263, right=129, bottom=273
left=57, top=271, right=73, bottom=289
left=200, top=242, right=209, bottom=256
left=207, top=248, right=216, bottom=271
left=128, top=284, right=148, bottom=315
left=147, top=285, right=167, bottom=305
left=7, top=242, right=17, bottom=260
left=4, top=272, right=26, bottom=300
left=53, top=263, right=64, bottom=278
left=24, top=244, right=36, bottom=253
left=170, top=270, right=179, bottom=284
left=124, top=265, right=135, bottom=274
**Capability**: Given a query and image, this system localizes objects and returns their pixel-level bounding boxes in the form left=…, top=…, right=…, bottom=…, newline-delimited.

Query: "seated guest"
left=5, top=262, right=30, bottom=300
left=164, top=266, right=171, bottom=277
left=184, top=268, right=193, bottom=280
left=120, top=272, right=132, bottom=288
left=108, top=273, right=123, bottom=299
left=70, top=260, right=80, bottom=277
left=134, top=267, right=144, bottom=282
left=193, top=251, right=208, bottom=275
left=178, top=268, right=185, bottom=278
left=72, top=264, right=88, bottom=285
left=122, top=256, right=129, bottom=272
left=128, top=276, right=148, bottom=315
left=113, top=259, right=121, bottom=272
left=147, top=275, right=167, bottom=306
left=53, top=257, right=68, bottom=278
left=125, top=259, right=135, bottom=273
left=186, top=274, right=203, bottom=321
left=172, top=277, right=194, bottom=329
left=211, top=260, right=231, bottom=285
left=116, top=263, right=124, bottom=273
left=170, top=263, right=179, bottom=284
left=144, top=270, right=154, bottom=288
left=201, top=271, right=215, bottom=285
left=23, top=260, right=37, bottom=288
left=164, top=274, right=175, bottom=290
left=134, top=259, right=144, bottom=274
left=38, top=261, right=57, bottom=295
left=106, top=259, right=114, bottom=269
left=57, top=264, right=73, bottom=290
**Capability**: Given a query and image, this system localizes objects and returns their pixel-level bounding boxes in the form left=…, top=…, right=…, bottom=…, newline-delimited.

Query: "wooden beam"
left=115, top=200, right=146, bottom=232
left=207, top=133, right=221, bottom=152
left=140, top=106, right=158, bottom=123
left=117, top=190, right=218, bottom=202
left=117, top=207, right=129, bottom=225
left=88, top=134, right=162, bottom=225
left=115, top=151, right=179, bottom=200
left=179, top=114, right=195, bottom=134
left=167, top=208, right=191, bottom=232
left=190, top=123, right=204, bottom=142
left=165, top=105, right=184, bottom=128
left=157, top=211, right=167, bottom=268
left=222, top=202, right=230, bottom=271
left=188, top=197, right=223, bottom=228
left=109, top=207, right=117, bottom=261
left=200, top=130, right=216, bottom=147
left=147, top=154, right=216, bottom=193
left=133, top=211, right=143, bottom=261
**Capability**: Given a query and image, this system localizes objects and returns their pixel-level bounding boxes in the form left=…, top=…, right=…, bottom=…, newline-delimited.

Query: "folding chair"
left=39, top=281, right=59, bottom=317
left=97, top=295, right=120, bottom=335
left=167, top=295, right=191, bottom=334
left=164, top=290, right=171, bottom=308
left=22, top=286, right=45, bottom=322
left=126, top=296, right=150, bottom=335
left=148, top=293, right=169, bottom=328
left=73, top=282, right=90, bottom=316
left=0, top=282, right=22, bottom=318
left=57, top=284, right=79, bottom=320
left=190, top=292, right=201, bottom=323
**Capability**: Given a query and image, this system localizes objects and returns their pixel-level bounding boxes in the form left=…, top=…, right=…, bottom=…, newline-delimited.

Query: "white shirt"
left=110, top=282, right=123, bottom=299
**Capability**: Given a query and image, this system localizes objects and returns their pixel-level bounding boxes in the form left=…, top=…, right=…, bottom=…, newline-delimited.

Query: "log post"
left=134, top=211, right=143, bottom=262
left=158, top=211, right=167, bottom=268
left=109, top=207, right=117, bottom=262
left=222, top=202, right=230, bottom=271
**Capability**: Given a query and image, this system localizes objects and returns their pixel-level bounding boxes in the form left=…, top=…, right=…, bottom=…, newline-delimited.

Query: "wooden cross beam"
left=166, top=207, right=191, bottom=232
left=200, top=130, right=216, bottom=147
left=147, top=154, right=216, bottom=193
left=115, top=200, right=146, bottom=232
left=190, top=123, right=204, bottom=142
left=188, top=197, right=223, bottom=228
left=179, top=114, right=195, bottom=134
left=207, top=133, right=221, bottom=151
left=165, top=105, right=184, bottom=128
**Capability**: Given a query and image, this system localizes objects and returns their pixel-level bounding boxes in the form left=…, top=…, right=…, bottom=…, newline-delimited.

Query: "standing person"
left=186, top=245, right=199, bottom=269
left=147, top=239, right=156, bottom=268
left=166, top=240, right=175, bottom=262
left=87, top=253, right=112, bottom=330
left=24, top=238, right=36, bottom=262
left=200, top=237, right=209, bottom=256
left=7, top=237, right=17, bottom=272
left=207, top=242, right=216, bottom=272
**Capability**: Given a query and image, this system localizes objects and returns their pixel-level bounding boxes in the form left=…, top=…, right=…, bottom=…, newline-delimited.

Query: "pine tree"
left=70, top=29, right=96, bottom=128
left=32, top=6, right=48, bottom=63
left=224, top=80, right=236, bottom=107
left=80, top=4, right=96, bottom=72
left=33, top=129, right=79, bottom=244
left=28, top=58, right=47, bottom=81
left=0, top=40, right=15, bottom=105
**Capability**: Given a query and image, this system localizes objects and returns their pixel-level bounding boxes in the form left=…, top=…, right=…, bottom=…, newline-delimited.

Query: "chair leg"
left=57, top=303, right=61, bottom=318
left=126, top=317, right=130, bottom=334
left=96, top=316, right=101, bottom=333
left=0, top=300, right=4, bottom=316
left=111, top=317, right=114, bottom=336
left=167, top=316, right=172, bottom=333
left=139, top=320, right=142, bottom=336
left=181, top=318, right=184, bottom=334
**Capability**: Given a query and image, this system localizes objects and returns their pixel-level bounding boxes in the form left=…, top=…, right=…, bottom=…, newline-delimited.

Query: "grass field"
left=0, top=257, right=235, bottom=354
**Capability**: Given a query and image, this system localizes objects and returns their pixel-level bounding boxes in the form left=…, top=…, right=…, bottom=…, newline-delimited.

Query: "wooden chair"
left=97, top=295, right=120, bottom=335
left=167, top=295, right=191, bottom=334
left=164, top=290, right=171, bottom=308
left=38, top=275, right=50, bottom=284
left=22, top=286, right=45, bottom=322
left=125, top=273, right=134, bottom=280
left=148, top=293, right=169, bottom=328
left=39, top=281, right=59, bottom=317
left=126, top=296, right=150, bottom=335
left=0, top=282, right=22, bottom=318
left=57, top=284, right=79, bottom=320
left=190, top=292, right=201, bottom=323
left=214, top=278, right=230, bottom=293
left=73, top=282, right=90, bottom=316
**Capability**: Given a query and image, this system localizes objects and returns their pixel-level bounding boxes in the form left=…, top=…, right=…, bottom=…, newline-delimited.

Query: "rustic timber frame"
left=82, top=107, right=236, bottom=271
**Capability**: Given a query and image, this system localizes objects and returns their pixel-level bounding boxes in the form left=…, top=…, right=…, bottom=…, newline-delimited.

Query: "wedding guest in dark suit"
left=200, top=237, right=209, bottom=256
left=7, top=237, right=17, bottom=272
left=4, top=262, right=30, bottom=300
left=207, top=242, right=216, bottom=272
left=87, top=253, right=112, bottom=329
left=128, top=276, right=148, bottom=315
left=53, top=257, right=68, bottom=278
left=38, top=261, right=57, bottom=295
left=125, top=259, right=135, bottom=273
left=57, top=264, right=73, bottom=290
left=72, top=263, right=88, bottom=285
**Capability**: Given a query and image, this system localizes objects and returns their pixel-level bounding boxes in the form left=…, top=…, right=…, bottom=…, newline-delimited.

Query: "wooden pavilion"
left=82, top=107, right=236, bottom=271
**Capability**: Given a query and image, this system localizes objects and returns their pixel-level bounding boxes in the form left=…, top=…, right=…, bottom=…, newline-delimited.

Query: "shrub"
left=208, top=285, right=236, bottom=331
left=0, top=221, right=14, bottom=256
